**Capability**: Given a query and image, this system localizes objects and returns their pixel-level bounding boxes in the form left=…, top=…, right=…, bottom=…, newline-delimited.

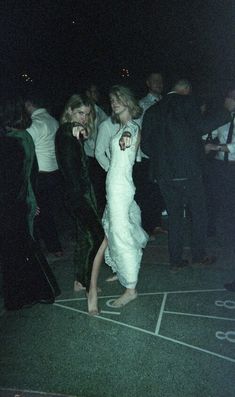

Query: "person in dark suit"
left=141, top=79, right=230, bottom=271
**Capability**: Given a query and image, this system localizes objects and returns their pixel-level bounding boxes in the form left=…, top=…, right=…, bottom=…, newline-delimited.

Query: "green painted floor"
left=0, top=219, right=235, bottom=397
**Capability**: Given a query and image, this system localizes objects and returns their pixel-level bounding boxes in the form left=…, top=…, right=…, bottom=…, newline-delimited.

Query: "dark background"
left=0, top=0, right=234, bottom=110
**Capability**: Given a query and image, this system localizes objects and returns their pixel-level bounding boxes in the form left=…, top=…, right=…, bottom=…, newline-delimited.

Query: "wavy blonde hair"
left=109, top=85, right=142, bottom=123
left=60, top=94, right=95, bottom=136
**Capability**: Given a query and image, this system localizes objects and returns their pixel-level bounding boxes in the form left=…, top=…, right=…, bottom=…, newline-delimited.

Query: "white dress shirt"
left=139, top=92, right=162, bottom=116
left=27, top=108, right=59, bottom=172
left=204, top=118, right=235, bottom=161
left=84, top=104, right=108, bottom=158
left=95, top=117, right=119, bottom=171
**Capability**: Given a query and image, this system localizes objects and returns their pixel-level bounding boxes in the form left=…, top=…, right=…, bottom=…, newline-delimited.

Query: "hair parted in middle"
left=109, top=85, right=142, bottom=123
left=60, top=94, right=96, bottom=135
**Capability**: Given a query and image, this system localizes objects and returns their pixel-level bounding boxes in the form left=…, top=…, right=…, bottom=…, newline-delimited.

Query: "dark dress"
left=0, top=133, right=60, bottom=310
left=55, top=123, right=103, bottom=290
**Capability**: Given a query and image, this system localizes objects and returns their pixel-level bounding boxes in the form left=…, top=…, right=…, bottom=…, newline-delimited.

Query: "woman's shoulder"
left=56, top=123, right=75, bottom=139
left=125, top=120, right=140, bottom=133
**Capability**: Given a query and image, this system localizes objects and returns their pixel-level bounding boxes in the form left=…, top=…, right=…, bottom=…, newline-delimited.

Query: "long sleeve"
left=95, top=121, right=113, bottom=171
left=141, top=105, right=160, bottom=158
left=184, top=96, right=230, bottom=135
left=55, top=125, right=88, bottom=212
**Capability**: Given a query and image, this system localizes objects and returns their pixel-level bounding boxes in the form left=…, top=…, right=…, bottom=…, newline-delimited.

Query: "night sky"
left=0, top=0, right=234, bottom=100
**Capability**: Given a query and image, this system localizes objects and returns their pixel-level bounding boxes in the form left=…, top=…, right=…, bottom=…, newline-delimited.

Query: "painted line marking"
left=106, top=299, right=119, bottom=308
left=100, top=310, right=121, bottom=315
left=0, top=387, right=76, bottom=396
left=216, top=331, right=235, bottom=343
left=54, top=303, right=156, bottom=336
left=164, top=310, right=235, bottom=322
left=215, top=300, right=235, bottom=309
left=54, top=302, right=235, bottom=363
left=55, top=288, right=226, bottom=303
left=158, top=334, right=235, bottom=363
left=155, top=293, right=167, bottom=335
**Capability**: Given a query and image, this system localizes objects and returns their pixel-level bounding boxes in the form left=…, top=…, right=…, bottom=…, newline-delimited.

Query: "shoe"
left=192, top=255, right=216, bottom=266
left=170, top=260, right=189, bottom=272
left=224, top=280, right=235, bottom=292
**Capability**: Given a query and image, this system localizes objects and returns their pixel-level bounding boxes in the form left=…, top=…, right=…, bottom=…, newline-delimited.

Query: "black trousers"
left=205, top=159, right=235, bottom=240
left=159, top=176, right=207, bottom=265
left=35, top=170, right=62, bottom=252
left=133, top=159, right=165, bottom=234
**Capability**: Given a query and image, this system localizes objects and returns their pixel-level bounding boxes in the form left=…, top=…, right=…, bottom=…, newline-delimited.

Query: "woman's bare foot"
left=74, top=281, right=86, bottom=292
left=106, top=274, right=118, bottom=282
left=110, top=290, right=137, bottom=308
left=87, top=288, right=99, bottom=316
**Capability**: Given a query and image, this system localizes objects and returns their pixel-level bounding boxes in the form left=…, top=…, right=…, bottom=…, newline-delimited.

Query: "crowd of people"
left=0, top=73, right=235, bottom=313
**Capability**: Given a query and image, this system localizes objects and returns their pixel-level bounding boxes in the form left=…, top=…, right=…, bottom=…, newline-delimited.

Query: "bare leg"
left=88, top=237, right=108, bottom=315
left=110, top=288, right=137, bottom=308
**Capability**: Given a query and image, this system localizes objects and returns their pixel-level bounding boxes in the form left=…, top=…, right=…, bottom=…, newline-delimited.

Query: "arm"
left=185, top=96, right=230, bottom=135
left=96, top=105, right=108, bottom=125
left=26, top=119, right=42, bottom=144
left=55, top=126, right=87, bottom=212
left=95, top=121, right=112, bottom=171
left=141, top=106, right=157, bottom=157
left=119, top=122, right=140, bottom=151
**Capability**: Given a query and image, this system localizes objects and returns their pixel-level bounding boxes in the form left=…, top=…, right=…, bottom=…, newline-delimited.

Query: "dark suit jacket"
left=141, top=93, right=230, bottom=181
left=55, top=122, right=98, bottom=219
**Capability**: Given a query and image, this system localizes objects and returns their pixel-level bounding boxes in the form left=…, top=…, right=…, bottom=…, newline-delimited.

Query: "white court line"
left=139, top=288, right=225, bottom=296
left=55, top=294, right=121, bottom=303
left=158, top=333, right=235, bottom=363
left=55, top=288, right=226, bottom=303
left=54, top=302, right=235, bottom=363
left=164, top=310, right=235, bottom=322
left=54, top=303, right=156, bottom=336
left=54, top=303, right=97, bottom=316
left=155, top=293, right=168, bottom=335
left=101, top=310, right=121, bottom=315
left=0, top=387, right=75, bottom=396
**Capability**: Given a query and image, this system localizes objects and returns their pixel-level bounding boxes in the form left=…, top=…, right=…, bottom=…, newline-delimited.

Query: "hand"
left=119, top=132, right=132, bottom=151
left=72, top=125, right=88, bottom=140
left=224, top=98, right=235, bottom=113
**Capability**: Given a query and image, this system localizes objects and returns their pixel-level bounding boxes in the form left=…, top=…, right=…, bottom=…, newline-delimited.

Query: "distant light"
left=72, top=20, right=76, bottom=24
left=21, top=73, right=33, bottom=83
left=120, top=67, right=130, bottom=78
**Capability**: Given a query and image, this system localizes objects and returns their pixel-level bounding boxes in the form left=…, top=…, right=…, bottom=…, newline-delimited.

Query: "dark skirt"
left=0, top=203, right=60, bottom=310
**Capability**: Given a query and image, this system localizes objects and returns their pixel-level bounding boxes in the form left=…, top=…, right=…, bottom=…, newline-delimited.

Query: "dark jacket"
left=141, top=93, right=230, bottom=181
left=55, top=123, right=98, bottom=219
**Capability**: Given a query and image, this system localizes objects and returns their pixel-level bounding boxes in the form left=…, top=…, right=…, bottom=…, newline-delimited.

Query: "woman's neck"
left=119, top=111, right=131, bottom=126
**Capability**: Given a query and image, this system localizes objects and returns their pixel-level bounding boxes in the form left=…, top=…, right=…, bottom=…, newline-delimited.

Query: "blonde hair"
left=60, top=94, right=95, bottom=135
left=109, top=85, right=142, bottom=123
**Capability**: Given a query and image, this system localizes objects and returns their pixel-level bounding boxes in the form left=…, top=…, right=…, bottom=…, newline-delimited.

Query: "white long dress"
left=102, top=120, right=149, bottom=289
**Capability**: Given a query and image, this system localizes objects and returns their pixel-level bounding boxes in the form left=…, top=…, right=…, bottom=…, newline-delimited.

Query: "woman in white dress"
left=88, top=86, right=148, bottom=315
